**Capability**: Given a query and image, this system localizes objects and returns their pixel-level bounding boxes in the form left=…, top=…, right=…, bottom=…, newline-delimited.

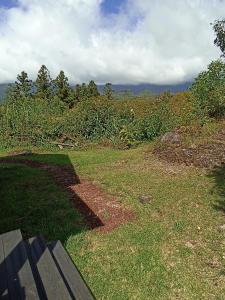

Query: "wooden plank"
left=27, top=236, right=72, bottom=300
left=0, top=234, right=9, bottom=299
left=2, top=230, right=40, bottom=300
left=48, top=241, right=95, bottom=300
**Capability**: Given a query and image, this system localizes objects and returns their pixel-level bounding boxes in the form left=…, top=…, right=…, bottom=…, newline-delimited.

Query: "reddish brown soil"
left=154, top=129, right=225, bottom=169
left=0, top=157, right=134, bottom=232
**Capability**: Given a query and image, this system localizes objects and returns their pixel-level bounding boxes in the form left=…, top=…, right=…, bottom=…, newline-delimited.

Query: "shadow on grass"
left=208, top=163, right=225, bottom=212
left=0, top=152, right=103, bottom=244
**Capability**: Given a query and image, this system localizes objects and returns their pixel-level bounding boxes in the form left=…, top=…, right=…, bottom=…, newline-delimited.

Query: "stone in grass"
left=219, top=224, right=225, bottom=232
left=185, top=241, right=195, bottom=249
left=207, top=257, right=220, bottom=269
left=160, top=132, right=182, bottom=145
left=138, top=194, right=153, bottom=205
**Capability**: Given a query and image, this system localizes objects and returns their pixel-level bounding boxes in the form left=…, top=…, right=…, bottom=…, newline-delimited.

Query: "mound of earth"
left=154, top=127, right=225, bottom=168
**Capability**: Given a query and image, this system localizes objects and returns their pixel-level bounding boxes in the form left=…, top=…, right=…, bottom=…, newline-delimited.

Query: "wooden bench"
left=0, top=230, right=95, bottom=299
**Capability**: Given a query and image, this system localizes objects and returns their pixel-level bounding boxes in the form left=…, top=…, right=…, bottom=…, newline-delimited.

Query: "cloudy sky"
left=0, top=0, right=224, bottom=85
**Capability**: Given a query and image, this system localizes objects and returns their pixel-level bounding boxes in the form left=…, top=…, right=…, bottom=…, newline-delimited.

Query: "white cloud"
left=0, top=0, right=223, bottom=84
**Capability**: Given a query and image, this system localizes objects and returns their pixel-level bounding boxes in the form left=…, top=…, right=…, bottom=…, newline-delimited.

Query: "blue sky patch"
left=0, top=0, right=18, bottom=9
left=101, top=0, right=126, bottom=15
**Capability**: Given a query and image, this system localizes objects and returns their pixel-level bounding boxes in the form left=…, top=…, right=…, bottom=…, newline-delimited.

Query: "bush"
left=0, top=97, right=65, bottom=147
left=61, top=97, right=134, bottom=141
left=0, top=91, right=191, bottom=149
left=191, top=60, right=225, bottom=118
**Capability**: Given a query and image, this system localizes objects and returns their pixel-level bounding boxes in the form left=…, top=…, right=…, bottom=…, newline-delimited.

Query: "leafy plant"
left=190, top=60, right=225, bottom=118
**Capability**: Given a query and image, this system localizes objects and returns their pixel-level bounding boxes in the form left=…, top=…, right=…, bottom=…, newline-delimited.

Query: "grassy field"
left=0, top=145, right=225, bottom=299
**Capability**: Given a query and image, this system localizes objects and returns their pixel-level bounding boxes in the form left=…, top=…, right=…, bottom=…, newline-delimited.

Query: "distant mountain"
left=98, top=82, right=192, bottom=95
left=0, top=81, right=192, bottom=102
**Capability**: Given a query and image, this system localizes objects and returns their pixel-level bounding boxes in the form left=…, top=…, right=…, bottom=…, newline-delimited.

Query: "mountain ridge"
left=0, top=81, right=192, bottom=102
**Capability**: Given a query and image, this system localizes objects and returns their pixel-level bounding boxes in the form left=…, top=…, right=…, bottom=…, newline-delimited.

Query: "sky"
left=0, top=0, right=224, bottom=85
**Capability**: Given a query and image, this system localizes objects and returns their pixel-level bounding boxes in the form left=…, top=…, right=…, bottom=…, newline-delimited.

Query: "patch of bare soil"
left=0, top=158, right=134, bottom=232
left=154, top=128, right=225, bottom=168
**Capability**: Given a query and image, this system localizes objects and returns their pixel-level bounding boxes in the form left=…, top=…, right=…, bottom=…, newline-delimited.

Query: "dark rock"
left=138, top=194, right=153, bottom=204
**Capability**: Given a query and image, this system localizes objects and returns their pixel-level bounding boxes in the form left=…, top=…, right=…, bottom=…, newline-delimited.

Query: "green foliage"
left=73, top=81, right=100, bottom=104
left=119, top=99, right=178, bottom=145
left=35, top=65, right=52, bottom=100
left=213, top=19, right=225, bottom=57
left=4, top=71, right=32, bottom=103
left=190, top=60, right=225, bottom=118
left=87, top=80, right=100, bottom=98
left=0, top=97, right=65, bottom=147
left=62, top=97, right=123, bottom=140
left=54, top=70, right=73, bottom=107
left=15, top=71, right=33, bottom=100
left=103, top=83, right=113, bottom=100
left=0, top=65, right=194, bottom=149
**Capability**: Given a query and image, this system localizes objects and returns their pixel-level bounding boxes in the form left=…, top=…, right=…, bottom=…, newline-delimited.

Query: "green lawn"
left=0, top=145, right=225, bottom=299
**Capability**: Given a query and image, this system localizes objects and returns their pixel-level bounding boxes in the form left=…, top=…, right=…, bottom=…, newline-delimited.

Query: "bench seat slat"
left=27, top=236, right=72, bottom=300
left=49, top=241, right=95, bottom=300
left=1, top=230, right=39, bottom=300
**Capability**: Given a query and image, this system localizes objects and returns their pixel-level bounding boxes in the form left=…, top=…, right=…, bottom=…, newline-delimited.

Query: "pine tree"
left=74, top=84, right=82, bottom=103
left=15, top=71, right=32, bottom=98
left=54, top=70, right=72, bottom=105
left=5, top=71, right=32, bottom=102
left=103, top=83, right=113, bottom=100
left=35, top=65, right=52, bottom=99
left=213, top=19, right=225, bottom=57
left=80, top=83, right=89, bottom=100
left=87, top=80, right=99, bottom=98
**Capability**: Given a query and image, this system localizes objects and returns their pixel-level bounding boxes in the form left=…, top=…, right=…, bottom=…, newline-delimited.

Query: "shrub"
left=0, top=97, right=65, bottom=147
left=190, top=60, right=225, bottom=118
left=0, top=91, right=190, bottom=149
left=61, top=97, right=134, bottom=141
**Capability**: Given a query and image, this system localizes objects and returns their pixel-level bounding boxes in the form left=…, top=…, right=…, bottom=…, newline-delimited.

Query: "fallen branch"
left=50, top=142, right=77, bottom=149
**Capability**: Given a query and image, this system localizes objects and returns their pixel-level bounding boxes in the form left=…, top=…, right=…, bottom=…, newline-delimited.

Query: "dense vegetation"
left=0, top=18, right=224, bottom=151
left=0, top=64, right=193, bottom=149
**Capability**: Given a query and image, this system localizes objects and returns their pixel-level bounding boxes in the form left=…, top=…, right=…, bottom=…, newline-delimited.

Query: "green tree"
left=5, top=71, right=32, bottom=103
left=103, top=83, right=113, bottom=100
left=190, top=60, right=225, bottom=118
left=213, top=19, right=225, bottom=57
left=15, top=71, right=32, bottom=99
left=35, top=65, right=52, bottom=99
left=80, top=83, right=89, bottom=100
left=87, top=80, right=99, bottom=98
left=54, top=70, right=72, bottom=106
left=74, top=84, right=82, bottom=103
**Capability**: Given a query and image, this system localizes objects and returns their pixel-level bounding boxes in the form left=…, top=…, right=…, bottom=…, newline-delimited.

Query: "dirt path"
left=0, top=158, right=134, bottom=232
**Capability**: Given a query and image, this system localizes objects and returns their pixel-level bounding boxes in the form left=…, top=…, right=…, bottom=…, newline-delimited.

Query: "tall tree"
left=80, top=83, right=89, bottom=99
left=54, top=70, right=72, bottom=106
left=103, top=83, right=113, bottom=100
left=5, top=71, right=32, bottom=102
left=213, top=19, right=225, bottom=57
left=87, top=80, right=99, bottom=98
left=35, top=65, right=52, bottom=99
left=74, top=84, right=82, bottom=103
left=15, top=71, right=32, bottom=99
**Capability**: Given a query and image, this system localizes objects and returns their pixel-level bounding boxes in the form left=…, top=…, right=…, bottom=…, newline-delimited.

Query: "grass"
left=0, top=162, right=86, bottom=242
left=1, top=144, right=225, bottom=299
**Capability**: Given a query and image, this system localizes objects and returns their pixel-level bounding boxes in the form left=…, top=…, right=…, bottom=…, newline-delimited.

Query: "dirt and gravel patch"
left=154, top=128, right=225, bottom=168
left=0, top=157, right=135, bottom=232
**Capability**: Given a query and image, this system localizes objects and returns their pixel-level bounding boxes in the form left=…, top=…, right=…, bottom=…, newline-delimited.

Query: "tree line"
left=5, top=65, right=114, bottom=107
